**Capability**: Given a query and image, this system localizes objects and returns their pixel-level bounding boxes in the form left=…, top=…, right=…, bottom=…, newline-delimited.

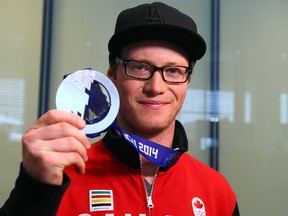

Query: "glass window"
left=0, top=0, right=43, bottom=205
left=220, top=1, right=288, bottom=215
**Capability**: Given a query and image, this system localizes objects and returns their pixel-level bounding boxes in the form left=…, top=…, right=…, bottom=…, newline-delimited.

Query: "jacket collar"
left=103, top=120, right=188, bottom=169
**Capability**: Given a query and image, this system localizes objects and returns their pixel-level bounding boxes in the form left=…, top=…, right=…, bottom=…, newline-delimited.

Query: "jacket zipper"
left=141, top=166, right=159, bottom=216
left=147, top=195, right=154, bottom=208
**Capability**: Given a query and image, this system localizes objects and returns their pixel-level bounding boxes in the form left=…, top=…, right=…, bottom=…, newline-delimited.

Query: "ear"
left=187, top=61, right=196, bottom=83
left=190, top=60, right=196, bottom=69
left=107, top=67, right=116, bottom=82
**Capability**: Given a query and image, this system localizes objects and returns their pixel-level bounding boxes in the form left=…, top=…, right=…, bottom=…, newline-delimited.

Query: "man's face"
left=108, top=40, right=190, bottom=137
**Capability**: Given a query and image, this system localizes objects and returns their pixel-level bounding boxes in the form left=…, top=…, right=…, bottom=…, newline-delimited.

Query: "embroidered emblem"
left=146, top=5, right=165, bottom=23
left=89, top=190, right=114, bottom=212
left=192, top=197, right=206, bottom=216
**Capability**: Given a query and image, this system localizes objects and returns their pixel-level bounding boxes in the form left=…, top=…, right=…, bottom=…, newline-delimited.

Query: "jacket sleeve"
left=0, top=163, right=69, bottom=216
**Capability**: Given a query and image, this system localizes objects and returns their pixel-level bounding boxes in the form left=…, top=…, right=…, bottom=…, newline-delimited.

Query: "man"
left=0, top=2, right=239, bottom=216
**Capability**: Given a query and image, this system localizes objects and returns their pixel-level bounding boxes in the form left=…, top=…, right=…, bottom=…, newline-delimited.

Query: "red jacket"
left=0, top=121, right=238, bottom=216
left=57, top=122, right=238, bottom=216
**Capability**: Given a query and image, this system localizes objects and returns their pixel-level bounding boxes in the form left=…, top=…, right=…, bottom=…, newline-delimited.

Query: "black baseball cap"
left=108, top=2, right=206, bottom=62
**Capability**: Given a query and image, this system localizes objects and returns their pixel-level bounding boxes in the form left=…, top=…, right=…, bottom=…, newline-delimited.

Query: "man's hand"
left=22, top=109, right=91, bottom=185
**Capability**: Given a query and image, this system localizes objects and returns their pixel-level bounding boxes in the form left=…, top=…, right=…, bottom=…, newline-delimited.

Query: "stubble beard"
left=118, top=109, right=177, bottom=140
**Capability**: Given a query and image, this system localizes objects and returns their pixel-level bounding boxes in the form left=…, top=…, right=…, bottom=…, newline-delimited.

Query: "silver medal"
left=56, top=69, right=119, bottom=137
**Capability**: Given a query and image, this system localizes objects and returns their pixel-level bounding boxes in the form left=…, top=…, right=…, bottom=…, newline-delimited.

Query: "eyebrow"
left=124, top=58, right=189, bottom=67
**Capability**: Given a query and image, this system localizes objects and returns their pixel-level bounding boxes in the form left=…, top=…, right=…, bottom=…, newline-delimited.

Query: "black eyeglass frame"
left=114, top=57, right=193, bottom=84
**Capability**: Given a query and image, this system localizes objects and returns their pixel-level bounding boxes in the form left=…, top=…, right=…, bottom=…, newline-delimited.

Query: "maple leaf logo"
left=192, top=197, right=206, bottom=216
left=194, top=199, right=203, bottom=209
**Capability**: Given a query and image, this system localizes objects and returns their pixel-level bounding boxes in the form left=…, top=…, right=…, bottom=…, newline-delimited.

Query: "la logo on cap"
left=145, top=4, right=165, bottom=23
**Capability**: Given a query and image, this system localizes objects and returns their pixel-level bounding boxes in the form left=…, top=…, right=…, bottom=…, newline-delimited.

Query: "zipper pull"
left=147, top=195, right=154, bottom=208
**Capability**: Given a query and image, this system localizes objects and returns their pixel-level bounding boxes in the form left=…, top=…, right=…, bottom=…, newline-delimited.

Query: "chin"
left=136, top=118, right=171, bottom=133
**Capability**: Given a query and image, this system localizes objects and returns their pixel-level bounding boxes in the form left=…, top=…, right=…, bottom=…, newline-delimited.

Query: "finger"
left=42, top=137, right=89, bottom=161
left=31, top=109, right=86, bottom=131
left=23, top=134, right=89, bottom=166
left=23, top=121, right=91, bottom=149
left=50, top=151, right=87, bottom=175
left=24, top=150, right=86, bottom=184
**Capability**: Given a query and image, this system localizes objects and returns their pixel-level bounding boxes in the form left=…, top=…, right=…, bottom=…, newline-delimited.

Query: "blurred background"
left=1, top=0, right=287, bottom=215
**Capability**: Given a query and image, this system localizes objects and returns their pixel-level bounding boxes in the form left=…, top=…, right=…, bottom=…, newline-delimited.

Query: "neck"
left=145, top=128, right=174, bottom=149
left=140, top=156, right=159, bottom=184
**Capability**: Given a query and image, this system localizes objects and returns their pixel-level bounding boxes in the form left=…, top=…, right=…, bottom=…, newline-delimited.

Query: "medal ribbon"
left=111, top=121, right=182, bottom=167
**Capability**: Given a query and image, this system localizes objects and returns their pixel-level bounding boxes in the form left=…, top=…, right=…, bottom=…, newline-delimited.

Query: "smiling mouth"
left=138, top=100, right=169, bottom=108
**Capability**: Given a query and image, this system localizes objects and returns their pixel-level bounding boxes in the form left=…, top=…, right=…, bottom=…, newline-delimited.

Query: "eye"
left=166, top=67, right=181, bottom=74
left=164, top=67, right=184, bottom=77
left=129, top=61, right=149, bottom=71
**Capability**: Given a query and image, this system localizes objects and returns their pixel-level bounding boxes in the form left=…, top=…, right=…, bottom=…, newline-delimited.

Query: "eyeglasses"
left=114, top=57, right=192, bottom=84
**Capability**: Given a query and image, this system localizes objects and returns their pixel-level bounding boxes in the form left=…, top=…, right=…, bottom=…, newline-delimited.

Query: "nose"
left=143, top=70, right=167, bottom=95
